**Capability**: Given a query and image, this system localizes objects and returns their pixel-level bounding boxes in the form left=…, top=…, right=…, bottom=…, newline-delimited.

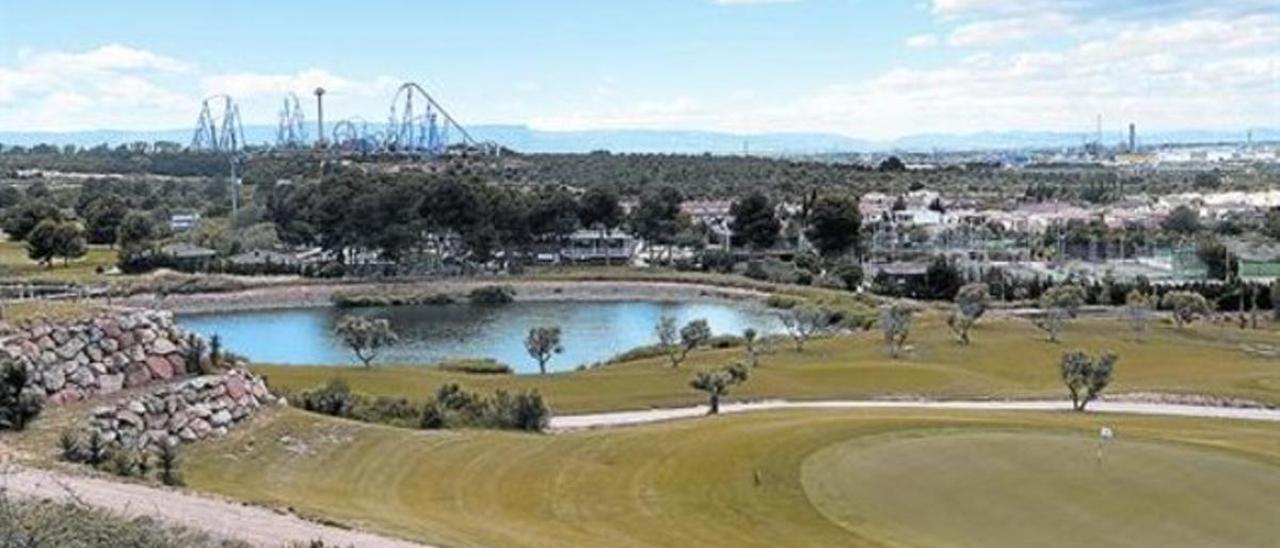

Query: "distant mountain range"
left=1, top=124, right=1274, bottom=155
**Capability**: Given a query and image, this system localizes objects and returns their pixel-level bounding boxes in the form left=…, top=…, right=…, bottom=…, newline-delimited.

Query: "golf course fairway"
left=186, top=407, right=1280, bottom=547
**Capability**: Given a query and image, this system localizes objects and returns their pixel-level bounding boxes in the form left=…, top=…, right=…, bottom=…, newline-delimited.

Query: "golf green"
left=803, top=430, right=1280, bottom=547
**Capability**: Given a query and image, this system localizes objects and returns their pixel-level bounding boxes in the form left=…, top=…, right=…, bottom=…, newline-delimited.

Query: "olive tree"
left=1124, top=290, right=1154, bottom=341
left=656, top=316, right=711, bottom=367
left=1059, top=350, right=1118, bottom=411
left=1034, top=284, right=1085, bottom=342
left=689, top=362, right=750, bottom=415
left=947, top=282, right=989, bottom=345
left=25, top=219, right=87, bottom=267
left=524, top=325, right=564, bottom=375
left=1160, top=291, right=1212, bottom=329
left=334, top=316, right=398, bottom=368
left=742, top=328, right=759, bottom=367
left=778, top=306, right=831, bottom=352
left=880, top=301, right=917, bottom=358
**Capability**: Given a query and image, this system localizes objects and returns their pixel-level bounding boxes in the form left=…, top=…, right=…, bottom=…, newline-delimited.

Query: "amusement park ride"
left=189, top=81, right=497, bottom=158
left=188, top=81, right=496, bottom=215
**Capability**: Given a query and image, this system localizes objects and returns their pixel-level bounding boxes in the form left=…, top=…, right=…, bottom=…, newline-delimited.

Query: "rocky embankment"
left=86, top=369, right=277, bottom=451
left=0, top=308, right=196, bottom=404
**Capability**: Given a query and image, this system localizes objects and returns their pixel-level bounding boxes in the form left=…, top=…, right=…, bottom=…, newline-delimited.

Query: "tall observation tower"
left=314, top=87, right=326, bottom=147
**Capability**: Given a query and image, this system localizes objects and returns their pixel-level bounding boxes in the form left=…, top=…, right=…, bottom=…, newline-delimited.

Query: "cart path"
left=1, top=465, right=429, bottom=548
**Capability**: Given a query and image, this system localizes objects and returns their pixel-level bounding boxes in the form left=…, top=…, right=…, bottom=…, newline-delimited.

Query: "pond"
left=177, top=300, right=783, bottom=373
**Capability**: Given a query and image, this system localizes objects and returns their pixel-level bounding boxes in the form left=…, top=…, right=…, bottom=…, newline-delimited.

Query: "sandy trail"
left=547, top=399, right=1280, bottom=431
left=1, top=465, right=428, bottom=548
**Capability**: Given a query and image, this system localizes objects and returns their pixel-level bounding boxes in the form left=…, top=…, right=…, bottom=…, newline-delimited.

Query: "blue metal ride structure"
left=384, top=82, right=483, bottom=157
left=190, top=95, right=246, bottom=153
left=332, top=117, right=383, bottom=155
left=275, top=93, right=308, bottom=149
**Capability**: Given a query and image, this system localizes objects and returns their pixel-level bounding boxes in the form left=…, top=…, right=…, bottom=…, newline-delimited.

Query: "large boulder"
left=145, top=355, right=174, bottom=380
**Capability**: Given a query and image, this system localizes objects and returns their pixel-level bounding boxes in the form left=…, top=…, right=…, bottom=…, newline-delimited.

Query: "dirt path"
left=548, top=399, right=1280, bottom=431
left=1, top=465, right=428, bottom=548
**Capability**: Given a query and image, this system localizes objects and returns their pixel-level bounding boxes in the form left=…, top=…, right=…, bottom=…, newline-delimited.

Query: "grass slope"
left=255, top=317, right=1280, bottom=414
left=185, top=407, right=1280, bottom=548
left=0, top=240, right=117, bottom=283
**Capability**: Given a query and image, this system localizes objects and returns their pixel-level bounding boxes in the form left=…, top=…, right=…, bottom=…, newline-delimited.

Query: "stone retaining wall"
left=88, top=369, right=276, bottom=451
left=0, top=308, right=196, bottom=405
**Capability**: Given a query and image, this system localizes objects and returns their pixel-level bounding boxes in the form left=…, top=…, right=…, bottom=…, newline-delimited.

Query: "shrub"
left=603, top=343, right=669, bottom=364
left=297, top=379, right=358, bottom=418
left=0, top=361, right=42, bottom=431
left=698, top=249, right=736, bottom=273
left=109, top=450, right=139, bottom=478
left=831, top=262, right=864, bottom=291
left=58, top=430, right=82, bottom=463
left=353, top=396, right=422, bottom=428
left=706, top=334, right=745, bottom=349
left=434, top=358, right=513, bottom=375
left=84, top=430, right=110, bottom=467
left=468, top=285, right=516, bottom=304
left=333, top=291, right=455, bottom=308
left=157, top=442, right=183, bottom=486
left=765, top=294, right=799, bottom=309
left=487, top=390, right=551, bottom=432
left=295, top=379, right=552, bottom=433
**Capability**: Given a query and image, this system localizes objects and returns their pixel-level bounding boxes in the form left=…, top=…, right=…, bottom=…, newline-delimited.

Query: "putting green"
left=803, top=431, right=1280, bottom=548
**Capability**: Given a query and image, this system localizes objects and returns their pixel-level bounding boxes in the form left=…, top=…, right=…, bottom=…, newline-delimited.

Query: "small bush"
left=109, top=450, right=139, bottom=478
left=468, top=285, right=516, bottom=304
left=765, top=295, right=799, bottom=309
left=296, top=379, right=358, bottom=418
left=706, top=334, right=745, bottom=349
left=0, top=361, right=42, bottom=431
left=434, top=358, right=513, bottom=375
left=698, top=249, right=736, bottom=273
left=353, top=396, right=422, bottom=428
left=157, top=442, right=183, bottom=487
left=333, top=291, right=455, bottom=308
left=487, top=390, right=550, bottom=432
left=604, top=343, right=669, bottom=364
left=294, top=379, right=551, bottom=432
left=58, top=430, right=83, bottom=463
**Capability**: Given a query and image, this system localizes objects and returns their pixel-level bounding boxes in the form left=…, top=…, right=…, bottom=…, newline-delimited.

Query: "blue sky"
left=1, top=0, right=1276, bottom=138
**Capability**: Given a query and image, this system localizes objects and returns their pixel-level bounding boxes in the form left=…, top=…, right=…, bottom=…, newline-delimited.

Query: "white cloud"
left=529, top=11, right=1280, bottom=139
left=905, top=34, right=940, bottom=48
left=946, top=14, right=1068, bottom=46
left=0, top=44, right=194, bottom=131
left=201, top=69, right=399, bottom=100
left=0, top=45, right=406, bottom=132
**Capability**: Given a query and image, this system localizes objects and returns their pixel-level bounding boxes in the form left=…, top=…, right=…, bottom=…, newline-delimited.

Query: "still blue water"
left=178, top=300, right=782, bottom=373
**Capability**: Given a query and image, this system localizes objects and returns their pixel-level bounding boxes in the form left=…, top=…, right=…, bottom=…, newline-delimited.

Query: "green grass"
left=185, top=407, right=1280, bottom=548
left=804, top=431, right=1280, bottom=547
left=1, top=300, right=108, bottom=323
left=255, top=317, right=1280, bottom=414
left=0, top=240, right=117, bottom=283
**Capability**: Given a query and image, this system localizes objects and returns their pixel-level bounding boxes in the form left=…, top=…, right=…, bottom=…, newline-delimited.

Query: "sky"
left=0, top=0, right=1276, bottom=139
